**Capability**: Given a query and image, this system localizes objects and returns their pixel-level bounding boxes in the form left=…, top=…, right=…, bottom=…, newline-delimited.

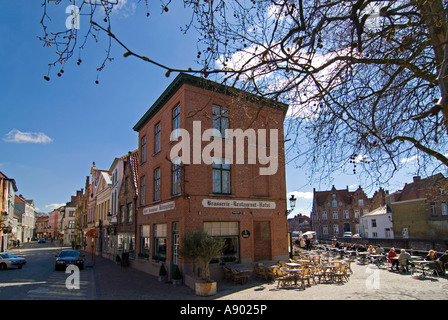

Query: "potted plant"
left=172, top=264, right=183, bottom=287
left=179, top=230, right=225, bottom=296
left=158, top=263, right=168, bottom=282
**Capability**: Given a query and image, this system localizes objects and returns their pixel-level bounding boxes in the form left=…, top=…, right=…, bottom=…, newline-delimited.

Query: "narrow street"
left=0, top=241, right=95, bottom=300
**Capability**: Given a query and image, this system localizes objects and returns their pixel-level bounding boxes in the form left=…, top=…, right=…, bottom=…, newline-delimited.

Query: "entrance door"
left=254, top=221, right=271, bottom=261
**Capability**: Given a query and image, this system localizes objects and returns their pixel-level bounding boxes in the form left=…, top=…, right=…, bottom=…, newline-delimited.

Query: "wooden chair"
left=254, top=263, right=268, bottom=280
left=296, top=268, right=312, bottom=287
left=223, top=266, right=233, bottom=281
left=311, top=265, right=326, bottom=284
left=333, top=265, right=349, bottom=283
left=276, top=267, right=294, bottom=288
left=231, top=269, right=250, bottom=285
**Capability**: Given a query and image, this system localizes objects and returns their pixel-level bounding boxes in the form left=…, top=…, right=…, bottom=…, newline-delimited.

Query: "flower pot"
left=195, top=281, right=217, bottom=296
left=158, top=275, right=168, bottom=282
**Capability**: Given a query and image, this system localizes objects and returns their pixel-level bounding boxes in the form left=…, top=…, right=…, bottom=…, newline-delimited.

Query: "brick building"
left=132, top=73, right=289, bottom=283
left=311, top=185, right=386, bottom=240
left=388, top=174, right=448, bottom=240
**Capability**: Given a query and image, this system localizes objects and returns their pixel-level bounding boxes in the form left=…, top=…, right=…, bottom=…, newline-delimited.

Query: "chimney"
left=413, top=176, right=421, bottom=183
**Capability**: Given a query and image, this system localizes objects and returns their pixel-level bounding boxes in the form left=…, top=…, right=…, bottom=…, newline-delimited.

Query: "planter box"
left=195, top=281, right=217, bottom=296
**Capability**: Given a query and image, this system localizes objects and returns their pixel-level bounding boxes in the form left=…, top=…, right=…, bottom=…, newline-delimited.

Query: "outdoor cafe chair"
left=333, top=265, right=349, bottom=283
left=276, top=267, right=295, bottom=288
left=223, top=266, right=233, bottom=281
left=254, top=263, right=268, bottom=280
left=231, top=269, right=250, bottom=285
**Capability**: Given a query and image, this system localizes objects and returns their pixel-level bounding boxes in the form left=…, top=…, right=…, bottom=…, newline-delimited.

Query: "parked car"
left=343, top=231, right=353, bottom=238
left=0, top=252, right=27, bottom=270
left=38, top=238, right=46, bottom=243
left=55, top=250, right=85, bottom=271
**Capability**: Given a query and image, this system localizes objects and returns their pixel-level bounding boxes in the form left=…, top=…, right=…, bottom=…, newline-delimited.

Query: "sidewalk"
left=85, top=252, right=448, bottom=300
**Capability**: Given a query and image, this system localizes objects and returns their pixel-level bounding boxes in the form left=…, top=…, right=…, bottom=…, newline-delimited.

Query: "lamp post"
left=286, top=194, right=297, bottom=258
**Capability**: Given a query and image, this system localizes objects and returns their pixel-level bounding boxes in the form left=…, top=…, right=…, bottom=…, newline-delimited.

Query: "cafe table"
left=285, top=262, right=301, bottom=269
left=412, top=260, right=434, bottom=277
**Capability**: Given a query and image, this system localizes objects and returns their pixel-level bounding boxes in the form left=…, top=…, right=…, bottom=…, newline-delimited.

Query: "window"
left=354, top=210, right=360, bottom=218
left=372, top=232, right=378, bottom=238
left=442, top=202, right=447, bottom=216
left=140, top=176, right=146, bottom=206
left=127, top=203, right=133, bottom=223
left=154, top=122, right=161, bottom=153
left=204, top=222, right=239, bottom=261
left=212, top=105, right=229, bottom=137
left=385, top=228, right=391, bottom=238
left=333, top=224, right=339, bottom=234
left=359, top=199, right=364, bottom=206
left=120, top=205, right=125, bottom=224
left=140, top=225, right=150, bottom=256
left=322, top=211, right=328, bottom=220
left=154, top=224, right=167, bottom=259
left=332, top=211, right=338, bottom=219
left=212, top=159, right=230, bottom=194
left=371, top=219, right=377, bottom=228
left=431, top=202, right=437, bottom=216
left=332, top=199, right=337, bottom=207
left=154, top=168, right=161, bottom=201
left=172, top=157, right=181, bottom=196
left=322, top=225, right=328, bottom=235
left=343, top=210, right=349, bottom=219
left=141, top=136, right=146, bottom=163
left=172, top=105, right=180, bottom=139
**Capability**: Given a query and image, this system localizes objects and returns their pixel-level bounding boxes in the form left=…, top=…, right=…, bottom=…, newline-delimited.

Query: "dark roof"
left=133, top=73, right=289, bottom=132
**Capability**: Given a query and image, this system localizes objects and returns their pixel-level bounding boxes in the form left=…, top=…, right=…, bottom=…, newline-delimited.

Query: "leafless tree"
left=40, top=0, right=448, bottom=186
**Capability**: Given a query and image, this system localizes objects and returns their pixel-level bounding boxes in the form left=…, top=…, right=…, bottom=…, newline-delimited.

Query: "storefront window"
left=140, top=225, right=150, bottom=257
left=203, top=221, right=239, bottom=262
left=154, top=224, right=167, bottom=260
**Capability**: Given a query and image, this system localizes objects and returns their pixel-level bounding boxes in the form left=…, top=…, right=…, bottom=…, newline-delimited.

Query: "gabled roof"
left=133, top=73, right=289, bottom=132
left=397, top=174, right=445, bottom=201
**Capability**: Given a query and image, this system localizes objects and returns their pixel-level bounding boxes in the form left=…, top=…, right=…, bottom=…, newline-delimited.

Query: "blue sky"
left=0, top=1, right=426, bottom=217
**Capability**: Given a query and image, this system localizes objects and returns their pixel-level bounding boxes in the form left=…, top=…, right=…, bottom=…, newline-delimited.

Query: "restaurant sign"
left=202, top=199, right=276, bottom=210
left=143, top=201, right=175, bottom=215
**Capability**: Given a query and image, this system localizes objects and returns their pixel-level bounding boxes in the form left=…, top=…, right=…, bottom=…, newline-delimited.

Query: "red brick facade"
left=133, top=74, right=289, bottom=279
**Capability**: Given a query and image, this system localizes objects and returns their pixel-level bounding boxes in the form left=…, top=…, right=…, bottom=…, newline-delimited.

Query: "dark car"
left=0, top=252, right=27, bottom=270
left=38, top=238, right=46, bottom=243
left=55, top=250, right=85, bottom=271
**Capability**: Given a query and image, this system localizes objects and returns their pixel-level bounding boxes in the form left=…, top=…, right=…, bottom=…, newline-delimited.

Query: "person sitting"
left=425, top=250, right=437, bottom=261
left=438, top=250, right=448, bottom=275
left=387, top=248, right=399, bottom=271
left=398, top=249, right=412, bottom=272
left=425, top=250, right=443, bottom=274
left=367, top=245, right=376, bottom=254
left=375, top=245, right=384, bottom=255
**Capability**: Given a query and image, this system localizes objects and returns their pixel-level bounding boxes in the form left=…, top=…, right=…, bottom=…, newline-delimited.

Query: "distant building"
left=387, top=174, right=448, bottom=240
left=311, top=185, right=386, bottom=240
left=288, top=214, right=311, bottom=233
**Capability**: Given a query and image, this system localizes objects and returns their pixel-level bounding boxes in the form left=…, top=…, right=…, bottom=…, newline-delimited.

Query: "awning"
left=85, top=229, right=98, bottom=237
left=302, top=231, right=316, bottom=238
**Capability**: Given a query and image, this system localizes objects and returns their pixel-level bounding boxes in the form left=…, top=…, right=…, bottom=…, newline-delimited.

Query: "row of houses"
left=310, top=174, right=448, bottom=249
left=0, top=171, right=37, bottom=251
left=51, top=73, right=290, bottom=288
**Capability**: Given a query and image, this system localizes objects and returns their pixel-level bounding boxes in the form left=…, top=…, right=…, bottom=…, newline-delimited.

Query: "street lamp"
left=286, top=194, right=296, bottom=216
left=286, top=194, right=297, bottom=259
left=289, top=194, right=296, bottom=211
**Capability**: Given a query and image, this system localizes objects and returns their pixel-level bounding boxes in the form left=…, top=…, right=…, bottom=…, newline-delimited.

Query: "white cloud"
left=400, top=155, right=419, bottom=164
left=44, top=203, right=65, bottom=211
left=288, top=190, right=313, bottom=200
left=4, top=129, right=53, bottom=144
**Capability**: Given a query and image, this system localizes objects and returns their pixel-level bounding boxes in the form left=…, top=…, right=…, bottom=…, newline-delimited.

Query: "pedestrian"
left=16, top=239, right=20, bottom=247
left=305, top=238, right=311, bottom=251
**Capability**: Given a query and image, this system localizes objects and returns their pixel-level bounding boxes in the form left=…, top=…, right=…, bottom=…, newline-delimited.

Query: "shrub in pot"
left=179, top=231, right=225, bottom=296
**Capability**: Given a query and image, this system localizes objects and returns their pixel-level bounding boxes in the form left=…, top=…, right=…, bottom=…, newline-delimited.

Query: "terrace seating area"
left=220, top=245, right=448, bottom=290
